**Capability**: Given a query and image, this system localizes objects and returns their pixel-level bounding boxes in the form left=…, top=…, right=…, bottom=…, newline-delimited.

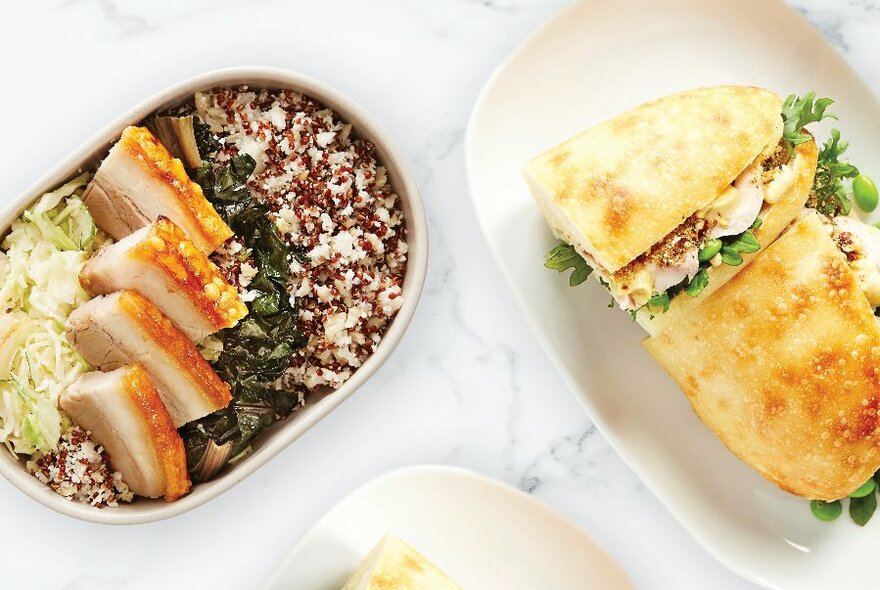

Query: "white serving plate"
left=262, top=465, right=633, bottom=589
left=0, top=67, right=428, bottom=525
left=466, top=1, right=880, bottom=588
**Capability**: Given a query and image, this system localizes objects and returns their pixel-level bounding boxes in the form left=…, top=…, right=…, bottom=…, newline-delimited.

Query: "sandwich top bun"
left=525, top=86, right=783, bottom=274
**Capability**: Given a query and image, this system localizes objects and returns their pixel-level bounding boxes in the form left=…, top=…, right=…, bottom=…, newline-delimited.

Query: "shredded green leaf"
left=0, top=175, right=100, bottom=454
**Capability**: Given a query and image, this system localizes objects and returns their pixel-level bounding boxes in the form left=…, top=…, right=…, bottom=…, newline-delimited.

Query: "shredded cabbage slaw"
left=0, top=174, right=104, bottom=455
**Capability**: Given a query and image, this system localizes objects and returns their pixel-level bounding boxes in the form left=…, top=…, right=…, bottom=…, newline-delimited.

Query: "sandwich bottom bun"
left=638, top=138, right=819, bottom=336
left=643, top=212, right=880, bottom=501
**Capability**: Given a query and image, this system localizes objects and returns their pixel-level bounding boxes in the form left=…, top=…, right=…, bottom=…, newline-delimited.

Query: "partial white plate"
left=262, top=466, right=633, bottom=590
left=466, top=1, right=880, bottom=589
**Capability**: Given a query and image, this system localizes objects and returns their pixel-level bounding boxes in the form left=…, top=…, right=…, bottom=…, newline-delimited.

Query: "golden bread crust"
left=644, top=213, right=880, bottom=500
left=525, top=86, right=783, bottom=272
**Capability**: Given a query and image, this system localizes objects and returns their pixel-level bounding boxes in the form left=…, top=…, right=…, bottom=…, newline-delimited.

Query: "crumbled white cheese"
left=238, top=262, right=257, bottom=288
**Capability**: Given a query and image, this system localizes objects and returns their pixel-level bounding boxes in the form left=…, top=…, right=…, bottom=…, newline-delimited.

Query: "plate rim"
left=261, top=464, right=633, bottom=589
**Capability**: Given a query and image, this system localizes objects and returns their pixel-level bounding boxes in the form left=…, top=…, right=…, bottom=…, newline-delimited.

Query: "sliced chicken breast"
left=65, top=290, right=232, bottom=426
left=60, top=365, right=191, bottom=501
left=708, top=161, right=766, bottom=240
left=82, top=126, right=232, bottom=254
left=80, top=217, right=247, bottom=341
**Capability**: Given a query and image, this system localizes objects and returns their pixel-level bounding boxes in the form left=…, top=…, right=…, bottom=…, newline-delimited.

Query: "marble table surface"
left=1, top=0, right=877, bottom=588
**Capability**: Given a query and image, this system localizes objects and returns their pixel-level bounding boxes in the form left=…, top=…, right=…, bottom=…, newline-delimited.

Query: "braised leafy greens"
left=181, top=134, right=306, bottom=482
left=193, top=119, right=221, bottom=156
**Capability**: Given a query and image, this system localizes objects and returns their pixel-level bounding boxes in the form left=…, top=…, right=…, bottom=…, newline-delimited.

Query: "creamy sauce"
left=834, top=216, right=880, bottom=307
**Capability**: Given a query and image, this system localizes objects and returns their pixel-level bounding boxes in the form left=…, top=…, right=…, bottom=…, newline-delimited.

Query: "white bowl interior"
left=0, top=67, right=428, bottom=525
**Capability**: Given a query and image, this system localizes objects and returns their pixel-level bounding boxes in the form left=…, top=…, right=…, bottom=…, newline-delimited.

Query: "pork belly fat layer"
left=80, top=218, right=247, bottom=341
left=83, top=126, right=232, bottom=253
left=60, top=366, right=191, bottom=500
left=65, top=290, right=232, bottom=427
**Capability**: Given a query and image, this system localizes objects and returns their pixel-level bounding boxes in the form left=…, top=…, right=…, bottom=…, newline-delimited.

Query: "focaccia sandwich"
left=526, top=86, right=819, bottom=334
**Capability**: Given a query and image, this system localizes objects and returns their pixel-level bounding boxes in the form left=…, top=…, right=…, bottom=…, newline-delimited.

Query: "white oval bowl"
left=0, top=67, right=428, bottom=525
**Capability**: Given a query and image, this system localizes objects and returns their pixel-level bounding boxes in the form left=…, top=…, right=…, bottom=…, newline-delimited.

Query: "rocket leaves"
left=781, top=92, right=835, bottom=150
left=811, top=128, right=860, bottom=217
left=544, top=242, right=593, bottom=286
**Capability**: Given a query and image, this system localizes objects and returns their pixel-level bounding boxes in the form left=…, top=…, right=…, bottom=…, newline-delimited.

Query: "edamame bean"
left=810, top=499, right=842, bottom=521
left=854, top=174, right=878, bottom=212
left=720, top=247, right=743, bottom=266
left=698, top=239, right=722, bottom=262
left=850, top=478, right=876, bottom=498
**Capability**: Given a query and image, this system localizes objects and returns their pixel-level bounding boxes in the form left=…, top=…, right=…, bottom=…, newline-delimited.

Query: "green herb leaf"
left=750, top=217, right=763, bottom=230
left=809, top=128, right=859, bottom=217
left=647, top=291, right=671, bottom=313
left=781, top=92, right=836, bottom=149
left=544, top=242, right=593, bottom=287
left=850, top=491, right=877, bottom=526
left=685, top=268, right=709, bottom=297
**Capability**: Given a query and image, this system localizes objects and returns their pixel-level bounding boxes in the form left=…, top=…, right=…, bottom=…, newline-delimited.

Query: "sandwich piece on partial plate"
left=341, top=534, right=461, bottom=590
left=525, top=86, right=818, bottom=335
left=61, top=365, right=191, bottom=501
left=82, top=125, right=232, bottom=254
left=65, top=289, right=232, bottom=427
left=80, top=216, right=247, bottom=341
left=644, top=211, right=880, bottom=500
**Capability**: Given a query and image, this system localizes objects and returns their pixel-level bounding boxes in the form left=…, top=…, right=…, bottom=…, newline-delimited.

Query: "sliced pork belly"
left=80, top=217, right=247, bottom=341
left=82, top=126, right=232, bottom=253
left=65, top=290, right=232, bottom=426
left=60, top=365, right=191, bottom=501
